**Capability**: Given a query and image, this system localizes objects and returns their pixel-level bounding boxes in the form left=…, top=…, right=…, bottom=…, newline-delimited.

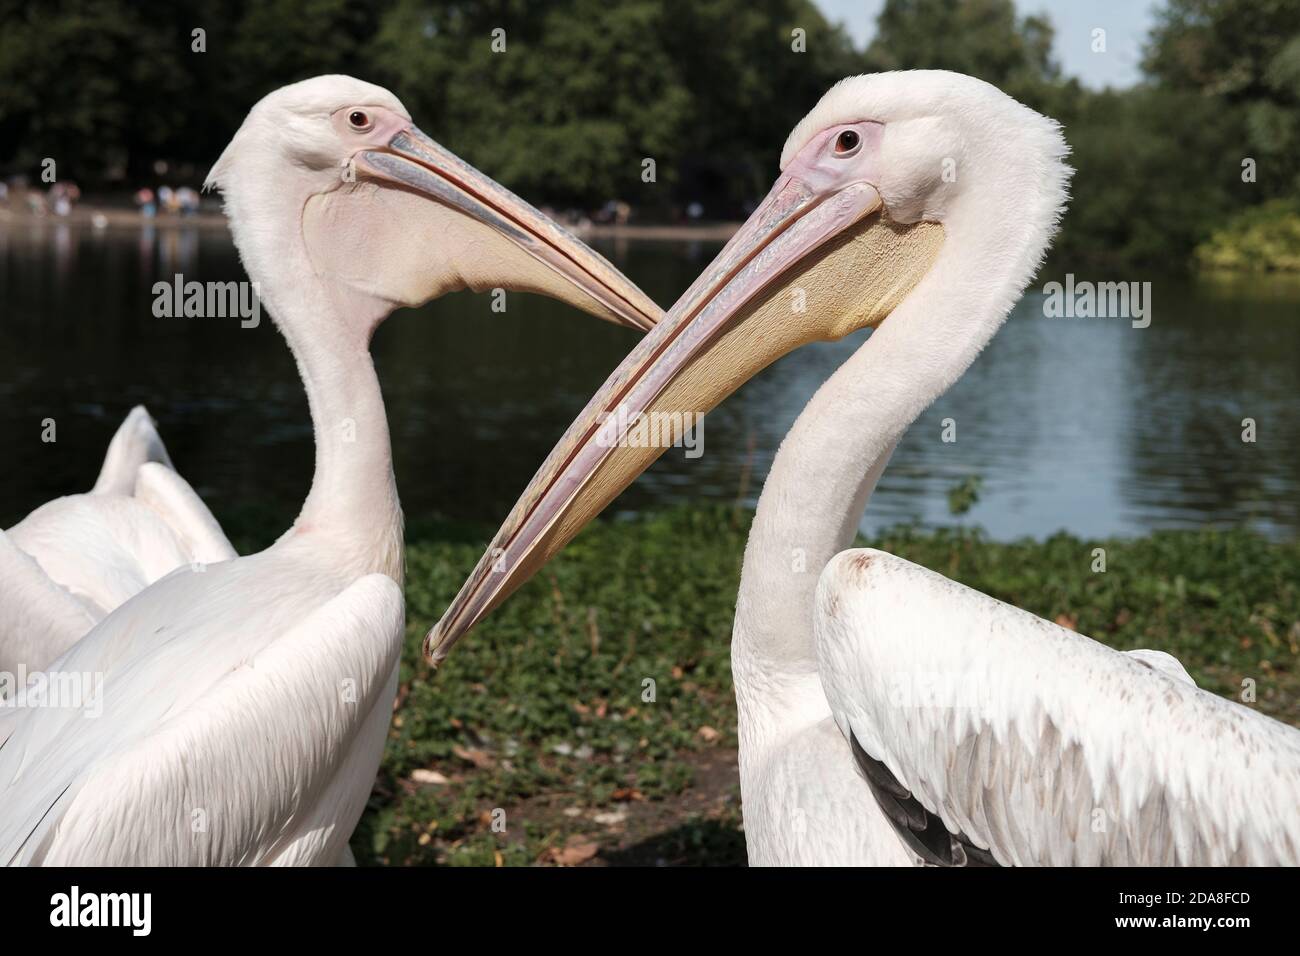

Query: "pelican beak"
left=425, top=139, right=947, bottom=663
left=353, top=126, right=660, bottom=332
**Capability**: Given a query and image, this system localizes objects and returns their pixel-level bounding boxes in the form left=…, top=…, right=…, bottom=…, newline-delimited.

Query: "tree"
left=1144, top=0, right=1300, bottom=194
left=1056, top=86, right=1251, bottom=267
left=863, top=0, right=1064, bottom=113
left=368, top=0, right=691, bottom=208
left=0, top=0, right=387, bottom=186
left=368, top=0, right=858, bottom=214
left=659, top=0, right=861, bottom=213
left=0, top=0, right=194, bottom=182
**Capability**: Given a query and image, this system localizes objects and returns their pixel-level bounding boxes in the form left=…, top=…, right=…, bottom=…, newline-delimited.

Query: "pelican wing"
left=1, top=407, right=236, bottom=672
left=814, top=549, right=1300, bottom=866
left=0, top=571, right=403, bottom=865
left=90, top=405, right=174, bottom=496
left=0, top=531, right=98, bottom=686
left=133, top=462, right=237, bottom=566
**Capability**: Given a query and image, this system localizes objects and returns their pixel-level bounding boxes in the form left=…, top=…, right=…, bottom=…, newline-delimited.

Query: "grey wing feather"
left=849, top=730, right=1000, bottom=867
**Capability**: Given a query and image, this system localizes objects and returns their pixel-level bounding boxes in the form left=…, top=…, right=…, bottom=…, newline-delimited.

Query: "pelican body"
left=429, top=71, right=1300, bottom=866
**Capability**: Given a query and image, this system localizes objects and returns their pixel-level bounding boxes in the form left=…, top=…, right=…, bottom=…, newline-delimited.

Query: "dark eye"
left=348, top=110, right=372, bottom=131
left=835, top=129, right=860, bottom=154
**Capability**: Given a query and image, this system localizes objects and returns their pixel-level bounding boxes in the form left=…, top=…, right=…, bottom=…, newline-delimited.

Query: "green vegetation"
left=1196, top=198, right=1300, bottom=271
left=945, top=474, right=983, bottom=516
left=348, top=506, right=1300, bottom=866
left=2, top=0, right=1298, bottom=269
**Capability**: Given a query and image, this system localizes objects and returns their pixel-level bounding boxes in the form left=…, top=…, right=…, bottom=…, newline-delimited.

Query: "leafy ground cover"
left=328, top=507, right=1299, bottom=866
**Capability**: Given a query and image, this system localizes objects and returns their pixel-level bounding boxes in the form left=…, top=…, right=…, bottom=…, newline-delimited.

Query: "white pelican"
left=0, top=74, right=659, bottom=865
left=428, top=71, right=1300, bottom=866
left=1, top=405, right=235, bottom=675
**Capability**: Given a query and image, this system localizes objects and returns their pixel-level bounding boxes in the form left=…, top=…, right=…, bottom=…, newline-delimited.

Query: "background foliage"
left=1, top=0, right=1297, bottom=266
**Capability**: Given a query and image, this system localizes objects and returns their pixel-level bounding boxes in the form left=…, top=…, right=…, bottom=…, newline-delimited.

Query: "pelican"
left=1, top=405, right=235, bottom=675
left=0, top=74, right=659, bottom=865
left=428, top=71, right=1300, bottom=866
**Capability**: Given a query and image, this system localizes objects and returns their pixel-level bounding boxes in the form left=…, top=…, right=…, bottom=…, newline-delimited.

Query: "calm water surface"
left=2, top=222, right=1297, bottom=542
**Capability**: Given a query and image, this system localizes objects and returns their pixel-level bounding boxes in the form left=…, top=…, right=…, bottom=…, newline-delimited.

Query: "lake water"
left=2, top=221, right=1298, bottom=543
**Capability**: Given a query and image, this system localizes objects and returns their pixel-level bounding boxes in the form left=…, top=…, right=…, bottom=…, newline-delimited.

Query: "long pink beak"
left=424, top=143, right=886, bottom=663
left=356, top=126, right=661, bottom=332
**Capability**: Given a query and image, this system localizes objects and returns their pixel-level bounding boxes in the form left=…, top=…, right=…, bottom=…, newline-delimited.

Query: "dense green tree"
left=1056, top=86, right=1252, bottom=266
left=0, top=0, right=385, bottom=184
left=863, top=0, right=1066, bottom=111
left=0, top=0, right=858, bottom=213
left=368, top=0, right=856, bottom=213
left=658, top=0, right=861, bottom=212
left=367, top=0, right=691, bottom=208
left=0, top=0, right=195, bottom=181
left=1144, top=0, right=1300, bottom=195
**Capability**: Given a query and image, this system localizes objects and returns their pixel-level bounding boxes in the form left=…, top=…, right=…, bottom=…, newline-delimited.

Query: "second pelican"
left=429, top=71, right=1300, bottom=866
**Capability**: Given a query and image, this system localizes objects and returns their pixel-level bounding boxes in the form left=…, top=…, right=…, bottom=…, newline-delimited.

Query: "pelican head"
left=205, top=75, right=660, bottom=335
left=426, top=70, right=1071, bottom=659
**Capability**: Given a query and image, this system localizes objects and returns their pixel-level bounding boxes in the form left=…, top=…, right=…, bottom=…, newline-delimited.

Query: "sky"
left=813, top=0, right=1163, bottom=89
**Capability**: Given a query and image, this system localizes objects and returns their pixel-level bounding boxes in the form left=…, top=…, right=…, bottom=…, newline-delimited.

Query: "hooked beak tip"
left=423, top=624, right=454, bottom=667
left=421, top=630, right=440, bottom=665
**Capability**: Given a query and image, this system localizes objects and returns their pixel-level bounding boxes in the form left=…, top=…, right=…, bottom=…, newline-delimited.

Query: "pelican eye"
left=348, top=110, right=373, bottom=132
left=834, top=129, right=861, bottom=155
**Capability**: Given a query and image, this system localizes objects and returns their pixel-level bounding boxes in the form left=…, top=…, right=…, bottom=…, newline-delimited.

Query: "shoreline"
left=0, top=204, right=741, bottom=242
left=10, top=206, right=1296, bottom=274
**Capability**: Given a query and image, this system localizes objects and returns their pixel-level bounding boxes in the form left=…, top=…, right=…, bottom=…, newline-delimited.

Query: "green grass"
left=344, top=507, right=1300, bottom=866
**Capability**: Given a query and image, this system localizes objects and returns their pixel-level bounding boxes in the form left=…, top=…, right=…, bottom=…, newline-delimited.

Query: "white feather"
left=0, top=565, right=401, bottom=865
left=1, top=407, right=236, bottom=674
left=814, top=550, right=1300, bottom=865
